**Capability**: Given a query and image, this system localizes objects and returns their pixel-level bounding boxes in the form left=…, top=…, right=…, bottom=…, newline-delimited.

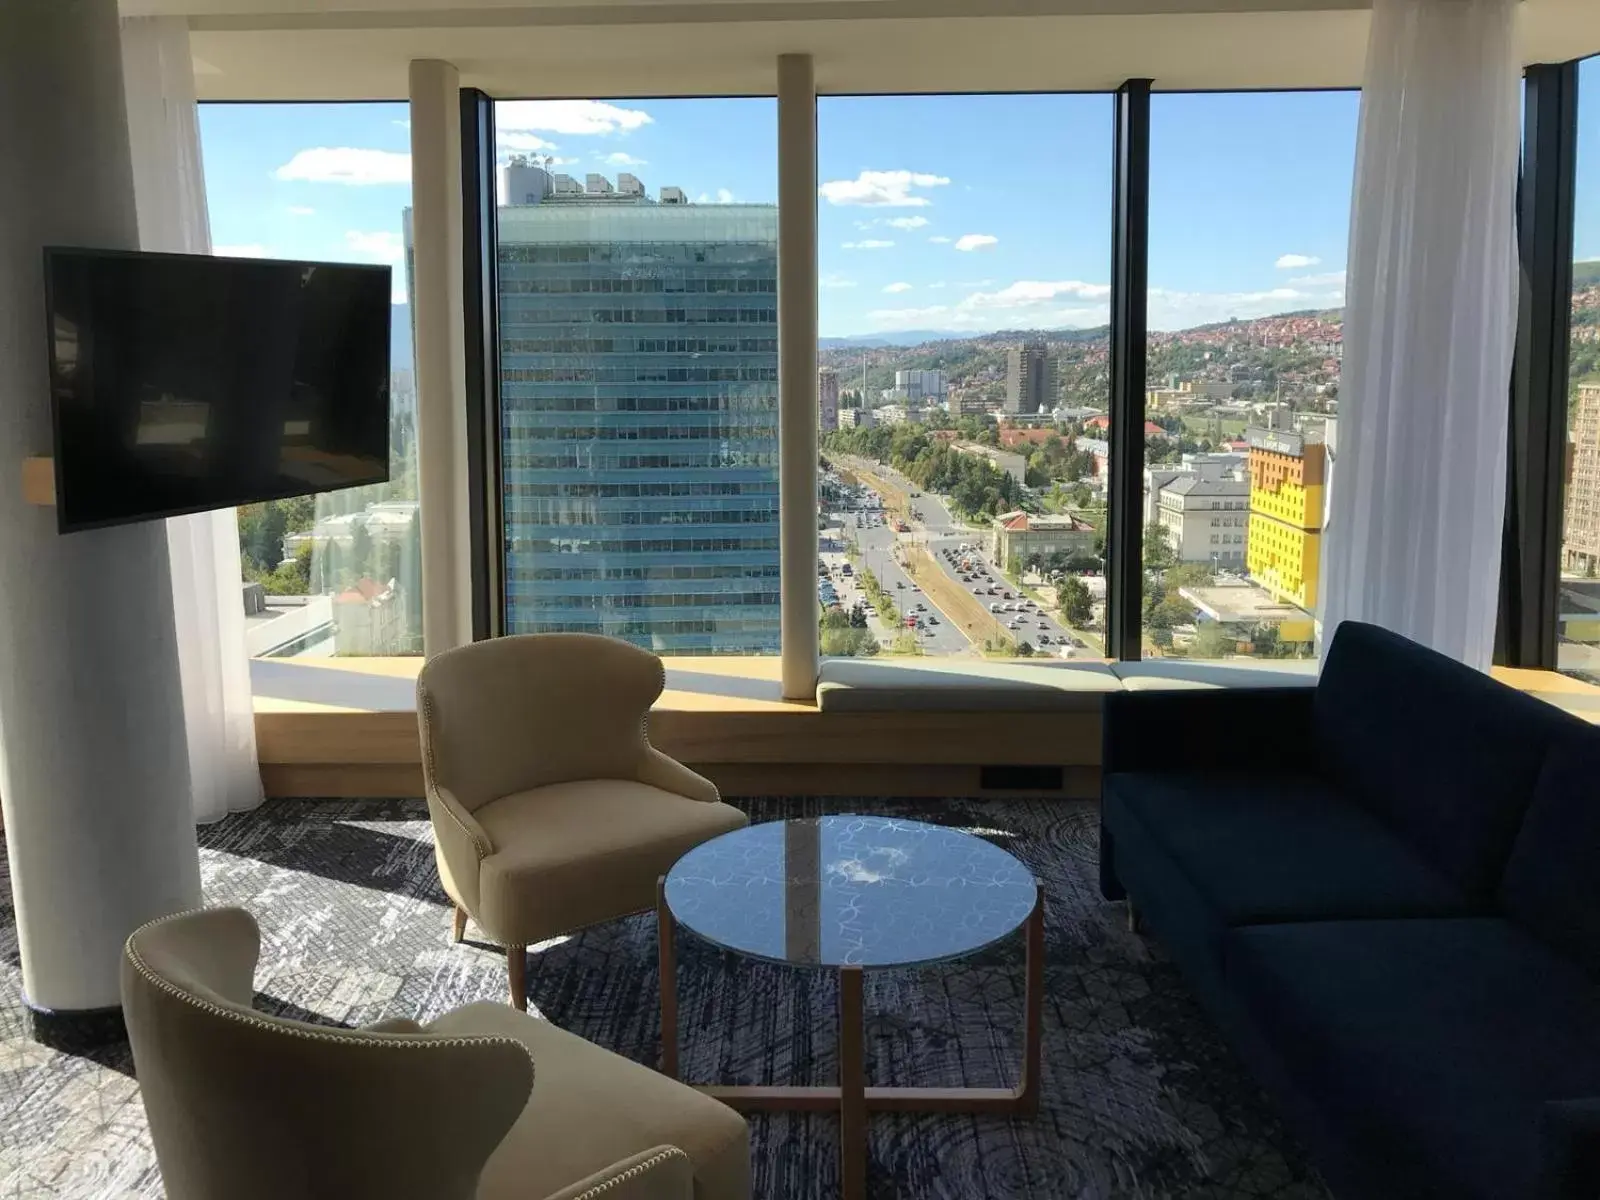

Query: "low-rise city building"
left=1179, top=579, right=1315, bottom=645
left=1156, top=475, right=1251, bottom=565
left=990, top=510, right=1097, bottom=571
left=953, top=442, right=1027, bottom=487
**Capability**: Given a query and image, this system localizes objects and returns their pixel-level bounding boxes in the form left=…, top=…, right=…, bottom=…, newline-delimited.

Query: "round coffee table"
left=657, top=815, right=1043, bottom=1200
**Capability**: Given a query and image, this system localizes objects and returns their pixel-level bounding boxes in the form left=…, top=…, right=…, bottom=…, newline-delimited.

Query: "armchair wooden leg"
left=508, top=946, right=527, bottom=1011
left=451, top=905, right=468, bottom=944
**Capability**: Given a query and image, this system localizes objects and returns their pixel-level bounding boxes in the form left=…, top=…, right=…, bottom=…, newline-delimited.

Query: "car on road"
left=928, top=616, right=939, bottom=625
left=987, top=586, right=999, bottom=595
left=1039, top=634, right=1052, bottom=645
left=1002, top=591, right=1013, bottom=600
left=1007, top=619, right=1021, bottom=630
left=1038, top=621, right=1049, bottom=629
left=988, top=602, right=1001, bottom=612
left=895, top=581, right=905, bottom=589
left=915, top=603, right=927, bottom=612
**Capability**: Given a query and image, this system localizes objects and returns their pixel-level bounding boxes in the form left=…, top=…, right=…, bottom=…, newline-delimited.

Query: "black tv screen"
left=45, top=247, right=391, bottom=533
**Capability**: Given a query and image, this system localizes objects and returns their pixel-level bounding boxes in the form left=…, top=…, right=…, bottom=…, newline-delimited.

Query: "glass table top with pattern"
left=662, top=814, right=1038, bottom=969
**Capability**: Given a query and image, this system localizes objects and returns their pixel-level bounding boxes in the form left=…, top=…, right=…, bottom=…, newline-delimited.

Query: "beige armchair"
left=416, top=633, right=748, bottom=1010
left=122, top=907, right=750, bottom=1200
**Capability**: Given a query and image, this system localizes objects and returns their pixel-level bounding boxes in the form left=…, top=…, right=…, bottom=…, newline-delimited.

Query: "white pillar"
left=410, top=60, right=474, bottom=655
left=778, top=54, right=820, bottom=700
left=0, top=0, right=199, bottom=1013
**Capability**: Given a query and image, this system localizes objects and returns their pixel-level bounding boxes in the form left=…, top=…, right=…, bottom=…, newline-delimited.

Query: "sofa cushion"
left=1224, top=918, right=1600, bottom=1200
left=1105, top=771, right=1467, bottom=929
left=1315, top=620, right=1585, bottom=899
left=1500, top=729, right=1600, bottom=978
left=814, top=658, right=1120, bottom=712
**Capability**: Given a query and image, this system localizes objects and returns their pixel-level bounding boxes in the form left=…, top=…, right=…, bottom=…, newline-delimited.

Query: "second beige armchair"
left=417, top=633, right=748, bottom=1009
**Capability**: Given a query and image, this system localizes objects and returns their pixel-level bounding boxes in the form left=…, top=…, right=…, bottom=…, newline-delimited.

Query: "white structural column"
left=410, top=60, right=474, bottom=655
left=778, top=54, right=820, bottom=700
left=0, top=0, right=199, bottom=1012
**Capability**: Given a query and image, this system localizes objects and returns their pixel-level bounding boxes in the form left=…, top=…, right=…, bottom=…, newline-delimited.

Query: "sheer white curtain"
left=1319, top=0, right=1521, bottom=670
left=121, top=17, right=262, bottom=823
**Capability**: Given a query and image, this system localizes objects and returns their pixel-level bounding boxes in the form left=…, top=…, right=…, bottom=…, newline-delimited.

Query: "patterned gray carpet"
left=0, top=796, right=1330, bottom=1199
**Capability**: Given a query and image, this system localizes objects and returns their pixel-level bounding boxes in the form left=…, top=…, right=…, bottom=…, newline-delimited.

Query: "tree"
left=1059, top=576, right=1094, bottom=627
left=1144, top=521, right=1177, bottom=572
left=1191, top=624, right=1238, bottom=659
left=1016, top=641, right=1035, bottom=657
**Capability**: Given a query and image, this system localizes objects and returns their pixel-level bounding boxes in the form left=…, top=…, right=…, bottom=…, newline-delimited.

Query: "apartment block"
left=1005, top=340, right=1055, bottom=415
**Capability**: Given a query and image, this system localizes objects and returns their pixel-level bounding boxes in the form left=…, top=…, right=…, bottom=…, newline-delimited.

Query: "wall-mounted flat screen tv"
left=45, top=247, right=391, bottom=533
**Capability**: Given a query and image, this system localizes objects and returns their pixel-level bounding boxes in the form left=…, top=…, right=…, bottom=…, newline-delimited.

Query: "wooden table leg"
left=839, top=965, right=866, bottom=1200
left=657, top=876, right=678, bottom=1079
left=1016, top=884, right=1044, bottom=1116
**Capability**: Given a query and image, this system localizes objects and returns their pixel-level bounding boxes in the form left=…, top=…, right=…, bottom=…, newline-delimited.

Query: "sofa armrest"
left=1540, top=1098, right=1600, bottom=1199
left=427, top=783, right=492, bottom=913
left=1102, top=686, right=1318, bottom=774
left=543, top=1146, right=694, bottom=1200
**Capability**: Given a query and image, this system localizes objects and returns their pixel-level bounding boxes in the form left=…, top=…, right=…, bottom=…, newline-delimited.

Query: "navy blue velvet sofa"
left=1099, top=620, right=1600, bottom=1200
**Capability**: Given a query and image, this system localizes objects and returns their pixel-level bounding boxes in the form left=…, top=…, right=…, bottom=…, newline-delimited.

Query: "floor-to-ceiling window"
left=815, top=94, right=1114, bottom=659
left=1139, top=90, right=1359, bottom=661
left=201, top=102, right=422, bottom=657
left=492, top=99, right=780, bottom=654
left=1561, top=57, right=1600, bottom=684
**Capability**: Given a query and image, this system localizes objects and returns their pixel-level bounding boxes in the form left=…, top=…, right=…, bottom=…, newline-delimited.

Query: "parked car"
left=1039, top=634, right=1052, bottom=645
left=989, top=602, right=1002, bottom=613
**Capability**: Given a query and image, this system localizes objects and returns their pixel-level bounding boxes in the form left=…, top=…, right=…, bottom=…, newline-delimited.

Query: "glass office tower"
left=496, top=168, right=780, bottom=653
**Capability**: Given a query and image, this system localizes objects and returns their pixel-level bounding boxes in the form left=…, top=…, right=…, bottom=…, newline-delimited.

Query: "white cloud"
left=882, top=281, right=913, bottom=294
left=1288, top=270, right=1346, bottom=287
left=695, top=188, right=737, bottom=204
left=842, top=239, right=894, bottom=250
left=344, top=230, right=404, bottom=263
left=287, top=206, right=315, bottom=217
left=496, top=99, right=652, bottom=137
left=928, top=281, right=947, bottom=290
left=954, top=233, right=998, bottom=252
left=214, top=243, right=270, bottom=258
left=865, top=271, right=1346, bottom=335
left=604, top=151, right=647, bottom=167
left=499, top=132, right=558, bottom=153
left=1275, top=253, right=1321, bottom=269
left=819, top=169, right=951, bottom=207
left=820, top=273, right=858, bottom=289
left=928, top=235, right=953, bottom=244
left=392, top=119, right=410, bottom=129
left=274, top=147, right=410, bottom=186
left=884, top=216, right=930, bottom=230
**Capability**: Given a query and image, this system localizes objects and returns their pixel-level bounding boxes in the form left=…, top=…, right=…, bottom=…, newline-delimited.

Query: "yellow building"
left=1245, top=427, right=1325, bottom=610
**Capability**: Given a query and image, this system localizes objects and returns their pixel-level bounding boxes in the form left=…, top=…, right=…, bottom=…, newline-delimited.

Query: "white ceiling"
left=121, top=0, right=1600, bottom=100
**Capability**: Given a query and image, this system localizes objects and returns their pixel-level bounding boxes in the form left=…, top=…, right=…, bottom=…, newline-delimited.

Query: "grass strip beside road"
left=904, top=543, right=1012, bottom=650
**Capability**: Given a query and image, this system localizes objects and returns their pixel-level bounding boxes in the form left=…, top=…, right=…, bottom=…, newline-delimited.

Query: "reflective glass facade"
left=497, top=202, right=780, bottom=652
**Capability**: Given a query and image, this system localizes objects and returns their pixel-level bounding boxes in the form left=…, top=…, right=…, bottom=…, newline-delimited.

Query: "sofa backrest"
left=1499, top=730, right=1600, bottom=977
left=1315, top=621, right=1587, bottom=901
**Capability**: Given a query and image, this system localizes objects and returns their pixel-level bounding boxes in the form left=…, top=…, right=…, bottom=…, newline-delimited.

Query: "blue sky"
left=205, top=83, right=1600, bottom=340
